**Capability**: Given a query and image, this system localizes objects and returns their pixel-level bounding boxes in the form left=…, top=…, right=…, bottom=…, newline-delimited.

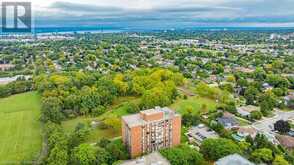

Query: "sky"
left=2, top=0, right=294, bottom=28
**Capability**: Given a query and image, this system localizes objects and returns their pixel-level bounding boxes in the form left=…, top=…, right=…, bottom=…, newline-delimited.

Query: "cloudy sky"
left=2, top=0, right=294, bottom=28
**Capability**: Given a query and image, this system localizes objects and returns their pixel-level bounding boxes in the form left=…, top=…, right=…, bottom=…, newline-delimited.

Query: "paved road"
left=252, top=110, right=294, bottom=132
left=251, top=110, right=294, bottom=143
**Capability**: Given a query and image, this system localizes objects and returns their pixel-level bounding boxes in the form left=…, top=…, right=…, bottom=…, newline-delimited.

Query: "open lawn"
left=62, top=96, right=140, bottom=143
left=62, top=95, right=218, bottom=144
left=0, top=92, right=42, bottom=164
left=62, top=116, right=120, bottom=143
left=170, top=96, right=218, bottom=115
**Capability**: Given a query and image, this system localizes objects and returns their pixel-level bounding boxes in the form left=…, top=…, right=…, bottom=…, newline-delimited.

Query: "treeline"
left=38, top=68, right=184, bottom=164
left=0, top=77, right=33, bottom=98
left=114, top=68, right=184, bottom=109
left=44, top=122, right=129, bottom=165
left=35, top=68, right=184, bottom=123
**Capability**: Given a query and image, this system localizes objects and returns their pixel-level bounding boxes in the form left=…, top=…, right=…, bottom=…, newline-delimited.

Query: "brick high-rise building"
left=121, top=107, right=181, bottom=158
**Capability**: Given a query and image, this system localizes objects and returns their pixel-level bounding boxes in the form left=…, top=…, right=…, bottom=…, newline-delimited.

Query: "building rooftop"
left=237, top=105, right=259, bottom=113
left=276, top=135, right=294, bottom=149
left=122, top=114, right=144, bottom=127
left=217, top=115, right=239, bottom=129
left=120, top=152, right=170, bottom=165
left=237, top=105, right=259, bottom=116
left=216, top=154, right=255, bottom=165
left=187, top=124, right=218, bottom=144
left=238, top=126, right=258, bottom=138
left=122, top=107, right=179, bottom=127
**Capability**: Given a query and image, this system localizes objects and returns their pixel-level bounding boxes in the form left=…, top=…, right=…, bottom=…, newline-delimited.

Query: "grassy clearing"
left=62, top=96, right=140, bottom=143
left=62, top=116, right=120, bottom=143
left=62, top=93, right=218, bottom=144
left=0, top=92, right=42, bottom=163
left=170, top=96, right=218, bottom=115
left=62, top=94, right=218, bottom=144
left=236, top=117, right=251, bottom=126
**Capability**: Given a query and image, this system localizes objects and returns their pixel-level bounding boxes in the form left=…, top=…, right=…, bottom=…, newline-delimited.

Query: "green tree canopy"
left=200, top=138, right=241, bottom=161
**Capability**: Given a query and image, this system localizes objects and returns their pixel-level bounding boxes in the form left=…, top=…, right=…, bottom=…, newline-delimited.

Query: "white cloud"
left=3, top=0, right=294, bottom=26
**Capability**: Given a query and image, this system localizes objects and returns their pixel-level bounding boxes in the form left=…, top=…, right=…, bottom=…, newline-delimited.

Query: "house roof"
left=276, top=135, right=294, bottom=149
left=285, top=95, right=294, bottom=101
left=237, top=105, right=259, bottom=113
left=223, top=111, right=235, bottom=118
left=187, top=124, right=218, bottom=142
left=237, top=105, right=259, bottom=116
left=216, top=154, right=255, bottom=165
left=237, top=126, right=257, bottom=137
left=217, top=116, right=238, bottom=127
left=0, top=64, right=14, bottom=69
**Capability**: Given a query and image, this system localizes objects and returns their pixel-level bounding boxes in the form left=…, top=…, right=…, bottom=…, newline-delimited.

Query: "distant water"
left=33, top=26, right=294, bottom=34
left=34, top=27, right=125, bottom=34
left=1, top=26, right=294, bottom=35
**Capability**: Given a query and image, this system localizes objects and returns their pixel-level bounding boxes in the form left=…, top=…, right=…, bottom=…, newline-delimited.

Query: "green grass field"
left=170, top=96, right=218, bottom=115
left=62, top=96, right=140, bottom=143
left=0, top=92, right=42, bottom=164
left=62, top=94, right=218, bottom=144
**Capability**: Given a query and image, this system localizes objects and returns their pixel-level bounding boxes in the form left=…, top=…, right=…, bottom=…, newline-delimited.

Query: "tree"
left=250, top=148, right=273, bottom=163
left=98, top=138, right=111, bottom=148
left=273, top=88, right=286, bottom=97
left=273, top=155, right=290, bottom=165
left=105, top=140, right=129, bottom=161
left=69, top=123, right=90, bottom=148
left=72, top=144, right=96, bottom=165
left=209, top=120, right=224, bottom=133
left=113, top=73, right=129, bottom=96
left=260, top=101, right=272, bottom=116
left=125, top=102, right=140, bottom=114
left=223, top=102, right=237, bottom=114
left=244, top=86, right=259, bottom=105
left=92, top=105, right=106, bottom=116
left=41, top=97, right=64, bottom=123
left=182, top=113, right=200, bottom=127
left=47, top=145, right=69, bottom=165
left=250, top=111, right=262, bottom=120
left=200, top=138, right=241, bottom=161
left=160, top=145, right=206, bottom=165
left=140, top=87, right=172, bottom=109
left=96, top=148, right=112, bottom=165
left=274, top=120, right=290, bottom=134
left=103, top=116, right=121, bottom=131
left=226, top=75, right=236, bottom=83
left=238, top=141, right=251, bottom=154
left=254, top=67, right=266, bottom=81
left=266, top=74, right=289, bottom=89
left=250, top=134, right=277, bottom=151
left=259, top=92, right=276, bottom=116
left=44, top=122, right=69, bottom=165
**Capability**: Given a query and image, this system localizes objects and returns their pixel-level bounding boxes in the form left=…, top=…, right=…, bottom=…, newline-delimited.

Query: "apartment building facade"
left=121, top=107, right=181, bottom=158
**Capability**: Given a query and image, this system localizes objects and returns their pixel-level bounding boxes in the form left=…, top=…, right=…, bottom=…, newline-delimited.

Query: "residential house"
left=232, top=126, right=258, bottom=142
left=0, top=64, right=15, bottom=71
left=262, top=83, right=273, bottom=91
left=215, top=154, right=255, bottom=165
left=237, top=105, right=259, bottom=118
left=217, top=112, right=239, bottom=129
left=234, top=67, right=255, bottom=74
left=284, top=92, right=294, bottom=109
left=276, top=135, right=294, bottom=150
left=186, top=124, right=218, bottom=146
